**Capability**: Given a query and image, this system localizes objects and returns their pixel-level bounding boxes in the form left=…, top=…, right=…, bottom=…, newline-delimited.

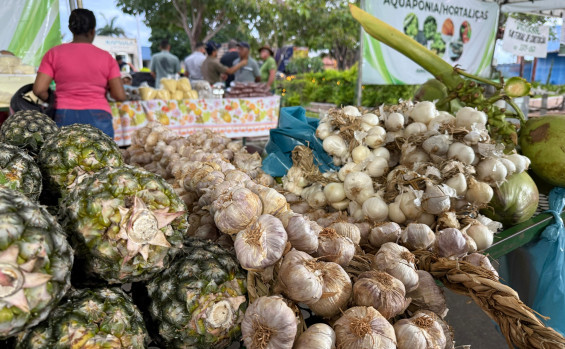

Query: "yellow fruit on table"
left=222, top=112, right=231, bottom=123
left=159, top=114, right=170, bottom=125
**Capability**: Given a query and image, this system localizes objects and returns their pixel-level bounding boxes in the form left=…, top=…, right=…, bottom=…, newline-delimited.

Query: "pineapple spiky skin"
left=61, top=165, right=187, bottom=283
left=16, top=288, right=149, bottom=349
left=38, top=124, right=123, bottom=195
left=0, top=111, right=58, bottom=154
left=0, top=143, right=42, bottom=201
left=147, top=238, right=247, bottom=349
left=0, top=188, right=73, bottom=339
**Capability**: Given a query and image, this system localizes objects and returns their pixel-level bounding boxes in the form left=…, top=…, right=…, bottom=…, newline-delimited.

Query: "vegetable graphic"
left=461, top=21, right=472, bottom=43
left=403, top=13, right=419, bottom=38
left=424, top=16, right=437, bottom=40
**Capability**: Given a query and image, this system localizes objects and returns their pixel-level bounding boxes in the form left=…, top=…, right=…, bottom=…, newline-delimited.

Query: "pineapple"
left=61, top=165, right=187, bottom=283
left=0, top=188, right=73, bottom=339
left=0, top=143, right=42, bottom=201
left=16, top=288, right=149, bottom=348
left=147, top=238, right=247, bottom=349
left=0, top=110, right=58, bottom=154
left=38, top=124, right=123, bottom=194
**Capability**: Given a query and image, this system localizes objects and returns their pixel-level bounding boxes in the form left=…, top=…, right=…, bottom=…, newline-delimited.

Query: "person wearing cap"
left=184, top=42, right=206, bottom=81
left=259, top=45, right=277, bottom=88
left=201, top=41, right=247, bottom=85
left=233, top=42, right=261, bottom=83
left=220, top=39, right=240, bottom=86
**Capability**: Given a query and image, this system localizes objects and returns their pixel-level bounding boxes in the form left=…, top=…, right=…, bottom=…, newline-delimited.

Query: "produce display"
left=139, top=77, right=199, bottom=101
left=225, top=82, right=273, bottom=98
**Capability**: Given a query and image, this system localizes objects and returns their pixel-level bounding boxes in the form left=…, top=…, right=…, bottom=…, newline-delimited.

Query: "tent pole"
left=68, top=0, right=76, bottom=11
left=356, top=0, right=365, bottom=106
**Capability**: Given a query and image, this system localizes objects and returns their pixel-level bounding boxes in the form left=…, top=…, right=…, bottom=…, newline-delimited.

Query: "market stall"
left=110, top=95, right=281, bottom=145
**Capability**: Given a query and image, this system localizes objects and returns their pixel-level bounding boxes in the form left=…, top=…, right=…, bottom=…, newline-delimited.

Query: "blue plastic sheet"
left=262, top=106, right=338, bottom=177
left=500, top=187, right=565, bottom=335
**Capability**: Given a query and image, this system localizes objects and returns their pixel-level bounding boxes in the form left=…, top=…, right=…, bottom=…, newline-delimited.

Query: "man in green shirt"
left=259, top=45, right=277, bottom=88
left=201, top=42, right=247, bottom=85
left=150, top=39, right=181, bottom=88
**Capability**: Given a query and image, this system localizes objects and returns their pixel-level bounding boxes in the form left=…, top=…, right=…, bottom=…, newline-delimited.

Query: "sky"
left=59, top=0, right=152, bottom=46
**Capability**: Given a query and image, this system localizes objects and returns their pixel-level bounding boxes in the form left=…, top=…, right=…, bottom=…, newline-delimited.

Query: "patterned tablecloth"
left=110, top=96, right=281, bottom=146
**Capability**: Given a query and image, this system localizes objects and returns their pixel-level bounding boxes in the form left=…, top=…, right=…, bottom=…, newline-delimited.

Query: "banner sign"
left=503, top=17, right=549, bottom=58
left=361, top=0, right=499, bottom=85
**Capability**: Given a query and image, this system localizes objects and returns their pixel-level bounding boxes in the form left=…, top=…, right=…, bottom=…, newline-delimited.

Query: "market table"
left=110, top=96, right=281, bottom=146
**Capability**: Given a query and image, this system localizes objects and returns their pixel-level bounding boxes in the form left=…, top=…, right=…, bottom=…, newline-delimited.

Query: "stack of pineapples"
left=0, top=111, right=247, bottom=348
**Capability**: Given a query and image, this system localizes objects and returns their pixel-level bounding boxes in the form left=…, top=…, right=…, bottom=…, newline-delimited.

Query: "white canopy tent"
left=489, top=0, right=565, bottom=17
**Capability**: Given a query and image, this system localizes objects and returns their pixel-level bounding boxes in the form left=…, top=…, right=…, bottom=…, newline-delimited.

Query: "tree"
left=96, top=15, right=126, bottom=37
left=117, top=0, right=257, bottom=51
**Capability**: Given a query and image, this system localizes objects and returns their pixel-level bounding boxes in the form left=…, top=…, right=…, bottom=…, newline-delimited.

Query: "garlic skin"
left=323, top=135, right=348, bottom=158
left=373, top=242, right=419, bottom=292
left=235, top=215, right=287, bottom=271
left=242, top=296, right=297, bottom=349
left=344, top=172, right=374, bottom=204
left=434, top=228, right=468, bottom=259
left=353, top=270, right=410, bottom=319
left=277, top=249, right=324, bottom=305
left=362, top=196, right=389, bottom=222
left=465, top=178, right=493, bottom=205
left=352, top=145, right=372, bottom=163
left=285, top=214, right=320, bottom=254
left=407, top=270, right=449, bottom=318
left=394, top=312, right=446, bottom=349
left=213, top=187, right=263, bottom=235
left=317, top=228, right=355, bottom=267
left=447, top=142, right=475, bottom=165
left=365, top=126, right=387, bottom=148
left=465, top=222, right=494, bottom=250
left=445, top=173, right=467, bottom=196
left=401, top=223, right=436, bottom=250
left=411, top=101, right=438, bottom=124
left=464, top=253, right=499, bottom=278
left=422, top=183, right=452, bottom=215
left=369, top=222, right=402, bottom=248
left=385, top=112, right=405, bottom=131
left=309, top=262, right=352, bottom=318
left=324, top=182, right=346, bottom=203
left=334, top=306, right=397, bottom=349
left=248, top=183, right=288, bottom=216
left=329, top=222, right=361, bottom=244
left=422, top=134, right=451, bottom=156
left=294, top=323, right=336, bottom=349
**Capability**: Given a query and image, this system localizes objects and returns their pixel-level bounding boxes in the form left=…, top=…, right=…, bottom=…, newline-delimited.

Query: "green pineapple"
left=16, top=288, right=149, bottom=348
left=0, top=188, right=73, bottom=339
left=61, top=165, right=187, bottom=283
left=0, top=143, right=42, bottom=201
left=147, top=238, right=247, bottom=349
left=0, top=110, right=58, bottom=154
left=38, top=124, right=123, bottom=194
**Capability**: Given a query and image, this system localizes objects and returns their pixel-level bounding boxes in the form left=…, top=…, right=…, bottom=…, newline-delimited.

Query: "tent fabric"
left=486, top=0, right=565, bottom=17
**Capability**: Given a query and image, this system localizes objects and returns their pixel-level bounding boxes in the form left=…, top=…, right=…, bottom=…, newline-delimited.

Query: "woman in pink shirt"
left=33, top=9, right=126, bottom=138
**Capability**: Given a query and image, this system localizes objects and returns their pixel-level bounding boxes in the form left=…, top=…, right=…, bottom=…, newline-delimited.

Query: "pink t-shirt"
left=38, top=43, right=121, bottom=113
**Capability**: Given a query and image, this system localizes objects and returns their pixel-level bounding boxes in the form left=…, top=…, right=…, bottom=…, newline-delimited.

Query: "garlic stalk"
left=394, top=311, right=446, bottom=349
left=241, top=296, right=297, bottom=349
left=309, top=262, right=352, bottom=318
left=317, top=228, right=355, bottom=267
left=277, top=249, right=324, bottom=305
left=234, top=214, right=288, bottom=271
left=353, top=270, right=410, bottom=319
left=407, top=270, right=448, bottom=318
left=369, top=222, right=402, bottom=248
left=373, top=242, right=419, bottom=292
left=334, top=306, right=397, bottom=349
left=401, top=223, right=436, bottom=250
left=294, top=323, right=336, bottom=349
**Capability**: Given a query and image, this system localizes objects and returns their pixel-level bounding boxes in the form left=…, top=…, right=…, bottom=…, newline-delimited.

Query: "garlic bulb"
left=306, top=186, right=328, bottom=209
left=241, top=296, right=297, bottom=349
left=465, top=178, right=493, bottom=205
left=362, top=196, right=389, bottom=222
left=334, top=306, right=397, bottom=349
left=455, top=107, right=487, bottom=130
left=343, top=105, right=361, bottom=117
left=365, top=156, right=388, bottom=178
left=401, top=223, right=436, bottom=250
left=372, top=146, right=391, bottom=160
left=411, top=101, right=438, bottom=124
left=323, top=135, right=348, bottom=158
left=416, top=310, right=455, bottom=349
left=362, top=113, right=380, bottom=126
left=385, top=112, right=405, bottom=131
left=407, top=270, right=448, bottom=318
left=405, top=122, right=428, bottom=137
left=235, top=215, right=288, bottom=270
left=434, top=228, right=468, bottom=259
left=338, top=163, right=358, bottom=182
left=355, top=222, right=372, bottom=245
left=388, top=201, right=406, bottom=224
left=285, top=213, right=320, bottom=254
left=331, top=199, right=350, bottom=211
left=499, top=157, right=516, bottom=176
left=294, top=323, right=336, bottom=349
left=348, top=200, right=365, bottom=222
left=394, top=311, right=446, bottom=349
left=353, top=270, right=410, bottom=319
left=324, top=182, right=346, bottom=203
left=464, top=253, right=499, bottom=278
left=317, top=228, right=355, bottom=267
left=224, top=169, right=252, bottom=183
left=422, top=183, right=453, bottom=215
left=397, top=190, right=423, bottom=220
left=422, top=134, right=451, bottom=156
left=213, top=187, right=263, bottom=235
left=476, top=157, right=508, bottom=185
left=309, top=262, right=352, bottom=318
left=447, top=142, right=475, bottom=165
left=329, top=222, right=361, bottom=244
left=369, top=222, right=402, bottom=248
left=505, top=153, right=530, bottom=173
left=373, top=242, right=419, bottom=292
left=352, top=145, right=372, bottom=163
left=316, top=122, right=333, bottom=140
left=445, top=173, right=467, bottom=196
left=365, top=126, right=387, bottom=148
left=248, top=184, right=288, bottom=216
left=465, top=221, right=494, bottom=250
left=277, top=249, right=324, bottom=304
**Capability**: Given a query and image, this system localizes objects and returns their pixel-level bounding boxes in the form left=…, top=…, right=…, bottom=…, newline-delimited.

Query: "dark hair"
left=160, top=39, right=170, bottom=49
left=68, top=9, right=96, bottom=36
left=116, top=55, right=124, bottom=61
left=195, top=42, right=205, bottom=50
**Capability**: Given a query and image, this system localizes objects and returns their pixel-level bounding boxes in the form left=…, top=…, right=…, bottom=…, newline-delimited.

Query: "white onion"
left=366, top=156, right=389, bottom=178
left=324, top=182, right=346, bottom=203
left=385, top=112, right=405, bottom=131
left=410, top=101, right=438, bottom=124
left=362, top=196, right=389, bottom=222
left=447, top=142, right=475, bottom=165
left=323, top=135, right=348, bottom=157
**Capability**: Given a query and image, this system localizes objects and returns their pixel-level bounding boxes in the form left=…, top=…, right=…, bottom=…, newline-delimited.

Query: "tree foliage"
left=96, top=15, right=126, bottom=37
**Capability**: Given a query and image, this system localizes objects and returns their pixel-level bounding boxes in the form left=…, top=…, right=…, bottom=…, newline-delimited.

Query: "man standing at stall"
left=150, top=39, right=181, bottom=88
left=184, top=42, right=206, bottom=82
left=233, top=42, right=260, bottom=83
left=201, top=41, right=247, bottom=85
left=220, top=39, right=239, bottom=86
